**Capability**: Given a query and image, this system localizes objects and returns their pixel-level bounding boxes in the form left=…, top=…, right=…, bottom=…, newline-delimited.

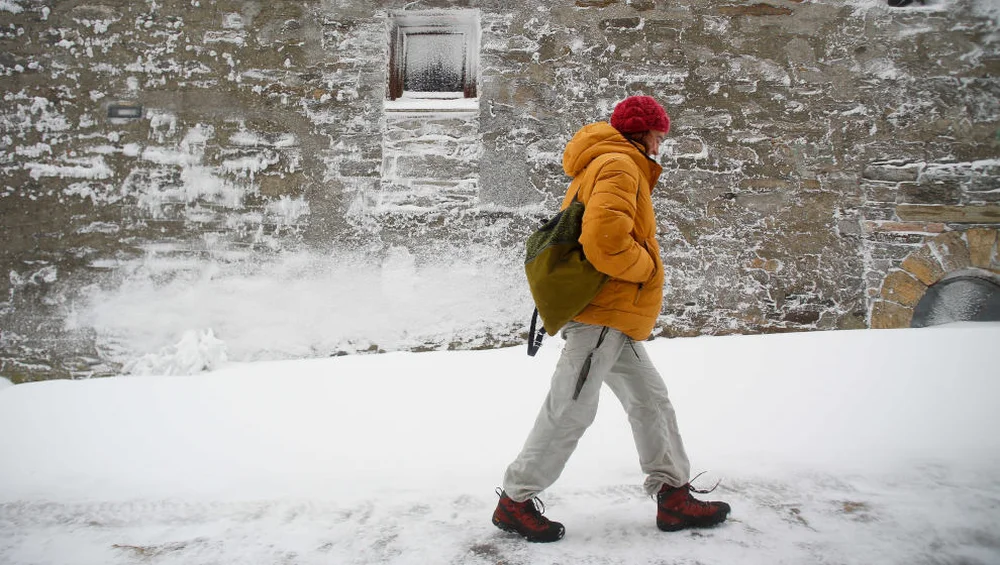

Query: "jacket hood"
left=562, top=121, right=660, bottom=183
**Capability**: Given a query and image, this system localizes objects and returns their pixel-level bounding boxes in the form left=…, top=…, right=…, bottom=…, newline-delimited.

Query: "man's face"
left=640, top=129, right=668, bottom=158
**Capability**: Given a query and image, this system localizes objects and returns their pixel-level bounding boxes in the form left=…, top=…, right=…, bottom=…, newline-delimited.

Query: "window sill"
left=384, top=97, right=479, bottom=114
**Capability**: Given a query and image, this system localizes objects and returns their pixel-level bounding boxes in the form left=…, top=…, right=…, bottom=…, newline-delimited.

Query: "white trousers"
left=503, top=321, right=691, bottom=502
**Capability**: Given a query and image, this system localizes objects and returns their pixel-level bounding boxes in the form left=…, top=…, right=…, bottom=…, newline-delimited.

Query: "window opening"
left=404, top=33, right=466, bottom=94
left=388, top=10, right=479, bottom=102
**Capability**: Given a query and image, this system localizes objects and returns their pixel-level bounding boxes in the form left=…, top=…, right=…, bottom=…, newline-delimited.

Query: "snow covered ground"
left=1, top=323, right=999, bottom=565
left=70, top=245, right=531, bottom=372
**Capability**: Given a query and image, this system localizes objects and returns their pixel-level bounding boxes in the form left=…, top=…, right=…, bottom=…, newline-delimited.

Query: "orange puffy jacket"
left=560, top=122, right=664, bottom=340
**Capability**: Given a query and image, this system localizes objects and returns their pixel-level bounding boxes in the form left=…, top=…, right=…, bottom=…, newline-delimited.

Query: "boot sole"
left=657, top=509, right=730, bottom=532
left=492, top=515, right=565, bottom=543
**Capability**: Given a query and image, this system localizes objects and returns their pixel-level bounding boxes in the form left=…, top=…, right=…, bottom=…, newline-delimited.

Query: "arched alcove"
left=911, top=272, right=1000, bottom=327
left=870, top=229, right=1000, bottom=329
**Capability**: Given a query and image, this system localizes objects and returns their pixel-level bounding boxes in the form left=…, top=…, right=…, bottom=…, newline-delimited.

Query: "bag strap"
left=527, top=308, right=545, bottom=357
left=572, top=326, right=609, bottom=400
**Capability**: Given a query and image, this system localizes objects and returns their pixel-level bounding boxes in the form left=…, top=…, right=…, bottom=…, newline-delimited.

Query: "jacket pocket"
left=642, top=239, right=663, bottom=286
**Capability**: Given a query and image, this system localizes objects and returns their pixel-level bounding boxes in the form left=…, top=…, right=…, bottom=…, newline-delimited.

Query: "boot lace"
left=666, top=472, right=725, bottom=515
left=521, top=497, right=550, bottom=527
left=687, top=471, right=722, bottom=495
left=657, top=472, right=723, bottom=507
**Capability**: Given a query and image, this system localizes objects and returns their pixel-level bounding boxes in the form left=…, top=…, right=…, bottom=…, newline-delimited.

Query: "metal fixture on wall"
left=107, top=103, right=143, bottom=119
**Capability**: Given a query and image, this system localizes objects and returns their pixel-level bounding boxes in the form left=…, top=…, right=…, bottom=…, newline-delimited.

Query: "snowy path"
left=2, top=325, right=999, bottom=564
left=3, top=466, right=998, bottom=565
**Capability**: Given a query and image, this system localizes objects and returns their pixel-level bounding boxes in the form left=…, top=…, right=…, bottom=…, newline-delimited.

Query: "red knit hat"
left=610, top=96, right=670, bottom=135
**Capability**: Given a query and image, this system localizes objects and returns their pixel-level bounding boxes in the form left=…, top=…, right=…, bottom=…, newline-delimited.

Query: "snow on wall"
left=1, top=0, right=999, bottom=380
left=376, top=109, right=480, bottom=214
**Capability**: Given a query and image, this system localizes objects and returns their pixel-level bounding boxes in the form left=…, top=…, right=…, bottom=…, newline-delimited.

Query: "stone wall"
left=1, top=0, right=998, bottom=381
left=475, top=0, right=1000, bottom=336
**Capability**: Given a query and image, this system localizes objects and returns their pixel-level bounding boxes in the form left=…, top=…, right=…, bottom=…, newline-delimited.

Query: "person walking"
left=492, top=96, right=731, bottom=543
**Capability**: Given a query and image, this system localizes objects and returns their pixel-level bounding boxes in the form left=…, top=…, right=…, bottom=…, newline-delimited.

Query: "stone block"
left=838, top=219, right=862, bottom=236
left=900, top=246, right=946, bottom=286
left=740, top=178, right=793, bottom=190
left=538, top=35, right=571, bottom=62
left=928, top=231, right=972, bottom=273
left=863, top=221, right=946, bottom=235
left=396, top=154, right=477, bottom=181
left=717, top=4, right=793, bottom=17
left=601, top=17, right=643, bottom=31
left=338, top=159, right=380, bottom=178
left=644, top=20, right=680, bottom=43
left=783, top=309, right=821, bottom=325
left=260, top=173, right=308, bottom=197
left=734, top=191, right=790, bottom=215
left=897, top=180, right=962, bottom=205
left=820, top=172, right=861, bottom=196
left=896, top=204, right=1000, bottom=223
left=879, top=270, right=927, bottom=307
left=965, top=171, right=1000, bottom=194
left=836, top=309, right=869, bottom=331
left=69, top=5, right=123, bottom=21
left=868, top=242, right=920, bottom=262
left=862, top=162, right=920, bottom=183
left=861, top=182, right=900, bottom=203
left=748, top=257, right=781, bottom=272
left=628, top=0, right=656, bottom=10
left=966, top=228, right=998, bottom=269
left=870, top=300, right=913, bottom=329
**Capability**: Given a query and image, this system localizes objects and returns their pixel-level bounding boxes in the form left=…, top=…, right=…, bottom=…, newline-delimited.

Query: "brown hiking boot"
left=492, top=489, right=565, bottom=543
left=656, top=482, right=731, bottom=532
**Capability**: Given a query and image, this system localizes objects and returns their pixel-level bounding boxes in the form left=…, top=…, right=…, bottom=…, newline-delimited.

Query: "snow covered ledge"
left=383, top=96, right=479, bottom=114
left=871, top=228, right=1000, bottom=328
